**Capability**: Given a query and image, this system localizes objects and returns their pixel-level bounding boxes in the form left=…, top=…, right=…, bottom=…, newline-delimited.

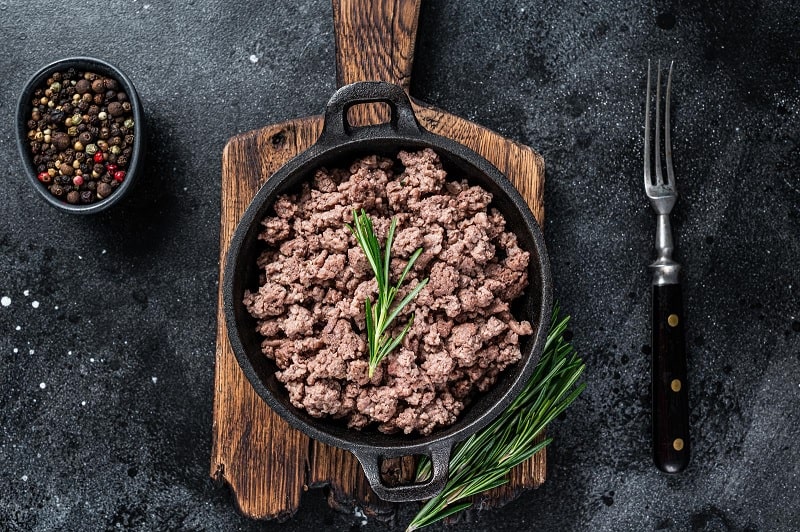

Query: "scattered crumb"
left=21, top=475, right=28, bottom=482
left=101, top=249, right=107, bottom=255
left=39, top=382, right=46, bottom=390
left=68, top=350, right=72, bottom=355
left=23, top=290, right=30, bottom=296
left=1, top=296, right=10, bottom=307
left=78, top=255, right=83, bottom=260
left=32, top=301, right=40, bottom=309
left=249, top=54, right=259, bottom=64
left=151, top=376, right=158, bottom=384
left=89, top=358, right=95, bottom=363
left=15, top=325, right=21, bottom=331
left=354, top=507, right=367, bottom=526
left=29, top=349, right=34, bottom=355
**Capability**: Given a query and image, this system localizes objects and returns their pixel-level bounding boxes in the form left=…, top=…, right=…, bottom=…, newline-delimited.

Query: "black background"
left=1, top=1, right=798, bottom=530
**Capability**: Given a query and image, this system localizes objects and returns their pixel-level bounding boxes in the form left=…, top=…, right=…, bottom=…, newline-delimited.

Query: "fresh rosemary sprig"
left=406, top=306, right=586, bottom=531
left=347, top=209, right=429, bottom=377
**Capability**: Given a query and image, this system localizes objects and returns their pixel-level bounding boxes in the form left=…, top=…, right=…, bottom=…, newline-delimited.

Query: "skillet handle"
left=319, top=81, right=422, bottom=142
left=350, top=443, right=451, bottom=502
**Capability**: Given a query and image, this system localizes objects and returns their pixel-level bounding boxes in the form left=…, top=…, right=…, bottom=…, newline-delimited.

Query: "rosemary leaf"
left=406, top=305, right=586, bottom=531
left=346, top=209, right=430, bottom=377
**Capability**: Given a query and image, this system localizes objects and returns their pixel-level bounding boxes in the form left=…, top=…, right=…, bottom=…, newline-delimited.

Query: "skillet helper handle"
left=652, top=283, right=690, bottom=473
left=332, top=0, right=422, bottom=90
left=320, top=81, right=422, bottom=141
left=351, top=443, right=451, bottom=502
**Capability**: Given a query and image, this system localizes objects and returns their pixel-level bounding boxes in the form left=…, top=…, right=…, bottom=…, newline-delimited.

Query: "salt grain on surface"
left=39, top=382, right=46, bottom=389
left=15, top=325, right=21, bottom=331
left=32, top=301, right=39, bottom=309
left=23, top=290, right=29, bottom=296
left=1, top=296, right=10, bottom=307
left=249, top=54, right=259, bottom=64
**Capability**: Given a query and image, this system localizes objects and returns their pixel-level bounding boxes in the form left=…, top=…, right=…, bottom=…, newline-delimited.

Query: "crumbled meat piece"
left=245, top=149, right=533, bottom=435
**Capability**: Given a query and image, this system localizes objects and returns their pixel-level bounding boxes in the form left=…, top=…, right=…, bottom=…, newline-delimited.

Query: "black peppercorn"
left=121, top=102, right=132, bottom=113
left=52, top=132, right=70, bottom=151
left=116, top=155, right=128, bottom=167
left=80, top=190, right=94, bottom=204
left=105, top=89, right=117, bottom=101
left=109, top=136, right=121, bottom=146
left=50, top=184, right=64, bottom=197
left=99, top=127, right=110, bottom=140
left=77, top=100, right=89, bottom=112
left=91, top=79, right=104, bottom=93
left=97, top=182, right=113, bottom=198
left=88, top=104, right=99, bottom=116
left=122, top=147, right=132, bottom=158
left=77, top=123, right=88, bottom=132
left=75, top=79, right=91, bottom=94
left=37, top=164, right=47, bottom=173
left=86, top=181, right=97, bottom=192
left=116, top=92, right=128, bottom=102
left=27, top=119, right=37, bottom=129
left=93, top=93, right=103, bottom=105
left=66, top=190, right=80, bottom=204
left=47, top=110, right=65, bottom=125
left=78, top=131, right=93, bottom=145
left=107, top=102, right=123, bottom=117
left=103, top=78, right=118, bottom=91
left=52, top=72, right=62, bottom=82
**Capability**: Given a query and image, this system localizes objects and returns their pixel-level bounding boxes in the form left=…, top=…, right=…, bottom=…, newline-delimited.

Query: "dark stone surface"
left=1, top=1, right=798, bottom=530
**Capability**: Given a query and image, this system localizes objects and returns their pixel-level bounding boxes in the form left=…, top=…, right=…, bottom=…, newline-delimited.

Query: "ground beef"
left=244, top=148, right=533, bottom=435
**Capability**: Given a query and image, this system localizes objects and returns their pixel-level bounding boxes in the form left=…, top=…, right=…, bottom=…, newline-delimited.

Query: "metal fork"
left=644, top=60, right=690, bottom=473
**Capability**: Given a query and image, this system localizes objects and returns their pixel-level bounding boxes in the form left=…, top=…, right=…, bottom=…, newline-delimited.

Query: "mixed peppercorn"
left=25, top=69, right=134, bottom=205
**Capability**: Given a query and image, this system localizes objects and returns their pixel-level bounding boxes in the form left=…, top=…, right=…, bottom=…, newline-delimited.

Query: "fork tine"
left=644, top=60, right=651, bottom=187
left=654, top=60, right=664, bottom=186
left=664, top=61, right=675, bottom=188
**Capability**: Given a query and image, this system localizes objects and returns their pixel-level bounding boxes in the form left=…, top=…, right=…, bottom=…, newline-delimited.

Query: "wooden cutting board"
left=211, top=0, right=546, bottom=520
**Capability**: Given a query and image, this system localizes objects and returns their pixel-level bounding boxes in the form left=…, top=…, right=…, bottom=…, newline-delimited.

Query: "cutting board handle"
left=332, top=0, right=422, bottom=90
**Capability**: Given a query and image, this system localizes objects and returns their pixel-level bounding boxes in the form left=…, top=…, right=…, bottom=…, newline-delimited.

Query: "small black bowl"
left=16, top=57, right=144, bottom=214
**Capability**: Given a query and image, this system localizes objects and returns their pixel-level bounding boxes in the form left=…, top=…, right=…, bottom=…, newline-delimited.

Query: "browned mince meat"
left=244, top=148, right=533, bottom=435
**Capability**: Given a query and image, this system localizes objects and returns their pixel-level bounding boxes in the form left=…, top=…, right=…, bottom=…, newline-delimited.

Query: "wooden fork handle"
left=652, top=283, right=690, bottom=473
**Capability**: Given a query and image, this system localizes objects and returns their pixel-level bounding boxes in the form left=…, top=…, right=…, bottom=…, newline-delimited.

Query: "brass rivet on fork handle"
left=644, top=60, right=691, bottom=474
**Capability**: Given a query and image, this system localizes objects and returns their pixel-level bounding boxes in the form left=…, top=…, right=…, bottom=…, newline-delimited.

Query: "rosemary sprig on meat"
left=406, top=306, right=586, bottom=531
left=347, top=209, right=429, bottom=377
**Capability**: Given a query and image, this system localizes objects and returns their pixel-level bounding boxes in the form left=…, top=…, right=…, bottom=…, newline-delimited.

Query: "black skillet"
left=224, top=81, right=552, bottom=502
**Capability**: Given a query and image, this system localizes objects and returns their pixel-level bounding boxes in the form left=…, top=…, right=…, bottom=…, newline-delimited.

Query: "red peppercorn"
left=37, top=171, right=50, bottom=182
left=105, top=163, right=117, bottom=174
left=72, top=175, right=84, bottom=186
left=93, top=152, right=104, bottom=163
left=113, top=170, right=126, bottom=183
